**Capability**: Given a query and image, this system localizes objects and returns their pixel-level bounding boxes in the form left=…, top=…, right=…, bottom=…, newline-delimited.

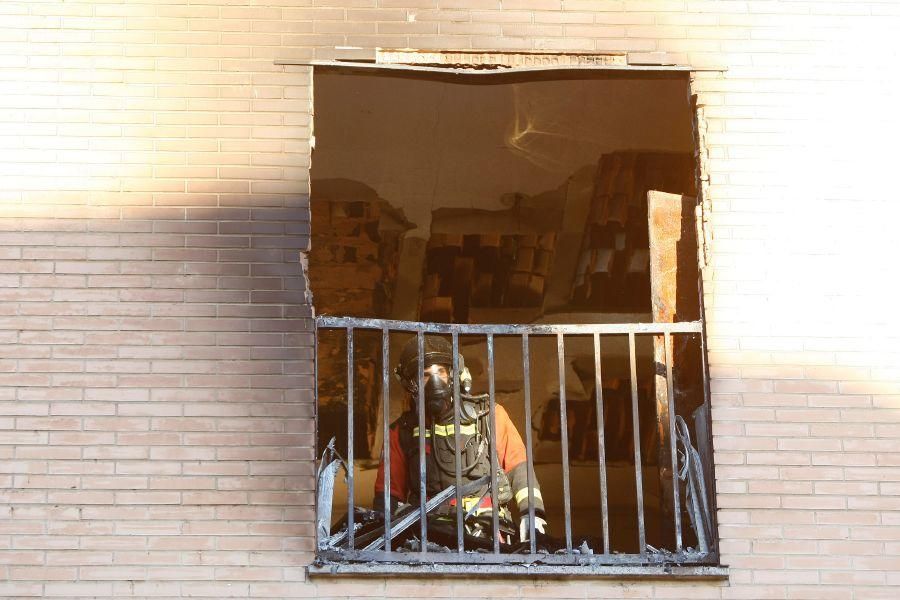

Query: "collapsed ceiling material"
left=311, top=71, right=693, bottom=237
left=310, top=69, right=694, bottom=323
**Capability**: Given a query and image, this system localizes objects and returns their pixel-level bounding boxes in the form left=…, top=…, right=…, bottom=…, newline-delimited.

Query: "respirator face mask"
left=394, top=338, right=473, bottom=421
left=422, top=365, right=483, bottom=424
left=422, top=364, right=452, bottom=419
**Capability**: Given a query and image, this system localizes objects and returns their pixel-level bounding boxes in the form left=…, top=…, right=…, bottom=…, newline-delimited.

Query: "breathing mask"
left=422, top=365, right=452, bottom=419
left=395, top=337, right=473, bottom=420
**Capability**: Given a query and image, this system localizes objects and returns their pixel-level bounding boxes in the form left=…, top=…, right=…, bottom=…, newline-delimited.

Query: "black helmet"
left=395, top=336, right=471, bottom=395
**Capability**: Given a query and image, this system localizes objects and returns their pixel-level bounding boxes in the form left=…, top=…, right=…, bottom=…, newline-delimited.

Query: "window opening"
left=307, top=66, right=718, bottom=574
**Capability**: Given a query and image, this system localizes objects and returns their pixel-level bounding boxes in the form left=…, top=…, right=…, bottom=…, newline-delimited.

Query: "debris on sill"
left=400, top=538, right=451, bottom=554
left=316, top=430, right=716, bottom=563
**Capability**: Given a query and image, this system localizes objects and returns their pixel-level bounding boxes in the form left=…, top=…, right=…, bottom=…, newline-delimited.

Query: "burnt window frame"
left=304, top=60, right=726, bottom=578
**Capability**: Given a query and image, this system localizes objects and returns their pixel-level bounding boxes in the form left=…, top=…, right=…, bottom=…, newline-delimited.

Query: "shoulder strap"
left=395, top=410, right=420, bottom=458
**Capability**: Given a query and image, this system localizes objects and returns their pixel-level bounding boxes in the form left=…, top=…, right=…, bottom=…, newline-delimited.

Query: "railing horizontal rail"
left=315, top=315, right=701, bottom=335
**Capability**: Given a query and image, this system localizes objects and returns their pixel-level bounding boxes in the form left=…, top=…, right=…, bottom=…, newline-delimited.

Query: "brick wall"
left=2, top=1, right=899, bottom=598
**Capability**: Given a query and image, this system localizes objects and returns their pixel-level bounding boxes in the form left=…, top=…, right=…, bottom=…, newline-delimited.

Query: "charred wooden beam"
left=648, top=190, right=698, bottom=550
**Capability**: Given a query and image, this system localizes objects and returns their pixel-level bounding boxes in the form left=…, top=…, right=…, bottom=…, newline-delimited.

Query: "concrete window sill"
left=308, top=561, right=729, bottom=579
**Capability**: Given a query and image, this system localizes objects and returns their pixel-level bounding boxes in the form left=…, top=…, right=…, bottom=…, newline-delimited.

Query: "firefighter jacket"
left=374, top=403, right=545, bottom=517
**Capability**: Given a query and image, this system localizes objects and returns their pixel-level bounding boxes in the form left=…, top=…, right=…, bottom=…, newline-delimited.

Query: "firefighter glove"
left=518, top=512, right=548, bottom=543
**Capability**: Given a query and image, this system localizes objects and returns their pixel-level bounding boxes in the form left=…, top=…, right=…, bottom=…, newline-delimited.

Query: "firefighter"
left=374, top=336, right=547, bottom=546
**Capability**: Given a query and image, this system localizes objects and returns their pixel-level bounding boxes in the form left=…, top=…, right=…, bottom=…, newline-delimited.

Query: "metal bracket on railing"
left=675, top=416, right=712, bottom=555
left=316, top=437, right=349, bottom=549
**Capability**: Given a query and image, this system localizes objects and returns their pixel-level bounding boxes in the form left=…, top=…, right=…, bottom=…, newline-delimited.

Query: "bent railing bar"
left=486, top=334, right=501, bottom=554
left=346, top=327, right=355, bottom=550
left=664, top=332, right=683, bottom=552
left=381, top=328, right=391, bottom=550
left=593, top=332, right=610, bottom=555
left=451, top=331, right=464, bottom=553
left=416, top=331, right=428, bottom=552
left=522, top=334, right=537, bottom=554
left=698, top=285, right=717, bottom=557
left=628, top=332, right=646, bottom=554
left=557, top=333, right=573, bottom=553
left=313, top=320, right=320, bottom=546
left=317, top=315, right=701, bottom=336
left=363, top=475, right=489, bottom=553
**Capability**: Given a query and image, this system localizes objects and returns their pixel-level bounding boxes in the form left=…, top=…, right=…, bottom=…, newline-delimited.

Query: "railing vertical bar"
left=346, top=327, right=355, bottom=550
left=486, top=334, right=501, bottom=554
left=698, top=277, right=716, bottom=554
left=417, top=331, right=428, bottom=553
left=522, top=334, right=537, bottom=555
left=593, top=333, right=610, bottom=555
left=628, top=332, right=646, bottom=554
left=381, top=327, right=392, bottom=551
left=451, top=332, right=464, bottom=553
left=313, top=321, right=321, bottom=548
left=664, top=332, right=683, bottom=552
left=556, top=333, right=573, bottom=553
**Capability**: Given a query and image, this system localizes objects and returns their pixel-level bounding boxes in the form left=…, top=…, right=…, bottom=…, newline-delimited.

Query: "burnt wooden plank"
left=648, top=190, right=698, bottom=550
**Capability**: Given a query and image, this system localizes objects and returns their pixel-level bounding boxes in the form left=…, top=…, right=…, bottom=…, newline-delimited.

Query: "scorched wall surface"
left=2, top=1, right=900, bottom=599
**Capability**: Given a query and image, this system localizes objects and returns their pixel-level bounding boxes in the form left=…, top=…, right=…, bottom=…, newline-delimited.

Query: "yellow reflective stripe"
left=514, top=487, right=543, bottom=505
left=412, top=424, right=477, bottom=437
left=432, top=423, right=477, bottom=437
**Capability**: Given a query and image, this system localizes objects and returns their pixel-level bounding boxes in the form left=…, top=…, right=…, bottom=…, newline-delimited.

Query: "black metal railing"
left=314, top=315, right=716, bottom=570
